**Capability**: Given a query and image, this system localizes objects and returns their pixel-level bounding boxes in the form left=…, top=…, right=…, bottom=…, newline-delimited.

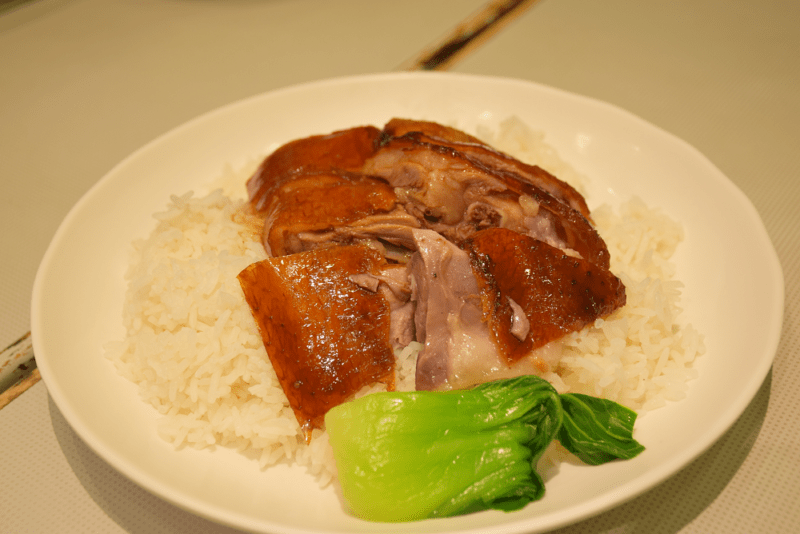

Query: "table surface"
left=2, top=1, right=798, bottom=533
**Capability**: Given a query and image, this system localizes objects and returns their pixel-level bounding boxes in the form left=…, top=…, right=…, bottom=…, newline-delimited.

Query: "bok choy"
left=324, top=376, right=644, bottom=522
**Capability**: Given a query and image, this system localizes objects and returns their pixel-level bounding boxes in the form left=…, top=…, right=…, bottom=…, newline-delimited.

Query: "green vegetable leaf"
left=556, top=393, right=645, bottom=465
left=324, top=376, right=562, bottom=522
left=324, top=377, right=646, bottom=522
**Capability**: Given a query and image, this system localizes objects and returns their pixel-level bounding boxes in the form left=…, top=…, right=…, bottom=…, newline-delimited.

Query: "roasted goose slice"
left=409, top=229, right=502, bottom=391
left=381, top=118, right=592, bottom=220
left=362, top=133, right=611, bottom=269
left=465, top=227, right=626, bottom=364
left=408, top=229, right=555, bottom=391
left=237, top=245, right=395, bottom=439
left=408, top=227, right=625, bottom=391
left=247, top=125, right=380, bottom=212
left=259, top=170, right=413, bottom=256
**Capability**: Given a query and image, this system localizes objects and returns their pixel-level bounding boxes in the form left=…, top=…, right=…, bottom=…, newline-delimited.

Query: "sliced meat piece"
left=349, top=263, right=415, bottom=349
left=247, top=125, right=380, bottom=212
left=289, top=208, right=421, bottom=261
left=260, top=171, right=405, bottom=256
left=382, top=118, right=592, bottom=219
left=237, top=245, right=395, bottom=439
left=465, top=227, right=626, bottom=364
left=365, top=134, right=505, bottom=227
left=409, top=229, right=503, bottom=391
left=362, top=133, right=610, bottom=269
left=408, top=228, right=617, bottom=392
left=462, top=148, right=591, bottom=221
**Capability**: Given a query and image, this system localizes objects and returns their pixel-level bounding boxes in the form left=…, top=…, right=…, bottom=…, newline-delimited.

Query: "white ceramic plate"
left=32, top=72, right=784, bottom=534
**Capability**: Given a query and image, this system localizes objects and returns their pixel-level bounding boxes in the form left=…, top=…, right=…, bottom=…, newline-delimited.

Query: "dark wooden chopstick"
left=397, top=0, right=540, bottom=71
left=0, top=332, right=38, bottom=409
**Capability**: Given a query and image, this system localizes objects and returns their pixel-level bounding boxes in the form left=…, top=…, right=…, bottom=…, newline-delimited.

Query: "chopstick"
left=396, top=0, right=540, bottom=71
left=0, top=332, right=39, bottom=410
left=0, top=369, right=40, bottom=410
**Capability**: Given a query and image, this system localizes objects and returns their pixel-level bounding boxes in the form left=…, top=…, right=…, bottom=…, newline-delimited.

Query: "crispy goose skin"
left=382, top=119, right=592, bottom=219
left=382, top=118, right=486, bottom=144
left=247, top=125, right=381, bottom=213
left=261, top=171, right=406, bottom=256
left=465, top=228, right=626, bottom=364
left=237, top=245, right=395, bottom=439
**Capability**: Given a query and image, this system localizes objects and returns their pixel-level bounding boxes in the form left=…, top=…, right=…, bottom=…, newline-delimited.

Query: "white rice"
left=106, top=119, right=704, bottom=485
